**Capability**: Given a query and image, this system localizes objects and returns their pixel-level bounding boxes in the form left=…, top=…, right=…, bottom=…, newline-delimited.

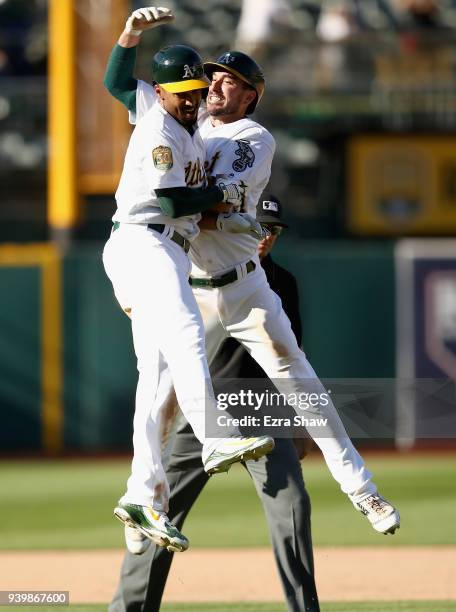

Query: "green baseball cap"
left=152, top=45, right=210, bottom=93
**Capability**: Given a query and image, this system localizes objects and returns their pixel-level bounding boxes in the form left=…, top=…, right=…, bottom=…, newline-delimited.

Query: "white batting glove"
left=216, top=213, right=266, bottom=240
left=125, top=6, right=174, bottom=36
left=216, top=181, right=245, bottom=212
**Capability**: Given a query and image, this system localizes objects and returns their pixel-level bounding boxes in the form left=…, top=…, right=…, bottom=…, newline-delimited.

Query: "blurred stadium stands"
left=0, top=0, right=47, bottom=240
left=4, top=1, right=456, bottom=239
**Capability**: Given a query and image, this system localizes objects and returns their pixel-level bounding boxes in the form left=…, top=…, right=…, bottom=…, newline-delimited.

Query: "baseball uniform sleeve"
left=130, top=80, right=158, bottom=124
left=142, top=130, right=188, bottom=191
left=226, top=130, right=276, bottom=214
left=103, top=44, right=157, bottom=123
left=231, top=131, right=275, bottom=186
left=103, top=44, right=137, bottom=113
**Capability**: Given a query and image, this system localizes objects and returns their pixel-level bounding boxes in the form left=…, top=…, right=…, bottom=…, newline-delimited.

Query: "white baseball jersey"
left=131, top=81, right=276, bottom=272
left=115, top=99, right=206, bottom=241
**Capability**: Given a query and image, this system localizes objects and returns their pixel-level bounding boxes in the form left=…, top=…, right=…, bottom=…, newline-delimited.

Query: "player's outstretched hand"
left=125, top=6, right=174, bottom=36
left=216, top=212, right=266, bottom=239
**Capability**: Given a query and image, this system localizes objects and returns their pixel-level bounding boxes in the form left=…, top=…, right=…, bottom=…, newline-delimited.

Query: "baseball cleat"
left=203, top=436, right=275, bottom=475
left=354, top=493, right=400, bottom=535
left=124, top=525, right=151, bottom=555
left=114, top=503, right=189, bottom=552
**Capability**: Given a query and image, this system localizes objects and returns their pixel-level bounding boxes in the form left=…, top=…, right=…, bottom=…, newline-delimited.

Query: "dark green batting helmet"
left=152, top=45, right=210, bottom=93
left=204, top=51, right=265, bottom=113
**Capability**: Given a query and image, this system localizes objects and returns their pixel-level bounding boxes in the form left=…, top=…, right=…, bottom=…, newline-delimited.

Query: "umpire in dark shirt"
left=109, top=193, right=320, bottom=612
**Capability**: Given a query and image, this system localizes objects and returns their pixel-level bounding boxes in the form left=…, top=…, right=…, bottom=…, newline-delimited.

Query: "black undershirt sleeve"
left=155, top=186, right=224, bottom=218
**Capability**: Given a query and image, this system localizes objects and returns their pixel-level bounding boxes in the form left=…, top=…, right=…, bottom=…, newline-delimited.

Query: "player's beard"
left=207, top=99, right=240, bottom=118
left=207, top=90, right=244, bottom=118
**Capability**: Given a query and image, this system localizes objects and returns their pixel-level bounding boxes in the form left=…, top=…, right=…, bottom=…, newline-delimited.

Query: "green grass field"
left=0, top=454, right=454, bottom=549
left=2, top=455, right=455, bottom=610
left=14, top=602, right=456, bottom=611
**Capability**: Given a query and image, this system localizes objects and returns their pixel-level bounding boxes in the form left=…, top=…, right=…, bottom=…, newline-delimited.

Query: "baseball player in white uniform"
left=103, top=29, right=274, bottom=554
left=104, top=6, right=400, bottom=543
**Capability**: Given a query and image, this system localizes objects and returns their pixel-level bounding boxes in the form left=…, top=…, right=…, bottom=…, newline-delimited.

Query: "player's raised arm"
left=103, top=6, right=174, bottom=112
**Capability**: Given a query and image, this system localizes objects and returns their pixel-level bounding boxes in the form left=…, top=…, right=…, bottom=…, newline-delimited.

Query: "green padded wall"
left=273, top=239, right=396, bottom=378
left=0, top=267, right=41, bottom=450
left=63, top=245, right=136, bottom=451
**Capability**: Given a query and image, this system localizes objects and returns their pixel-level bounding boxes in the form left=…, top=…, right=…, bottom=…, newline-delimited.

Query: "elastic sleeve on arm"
left=103, top=44, right=138, bottom=113
left=155, top=186, right=224, bottom=218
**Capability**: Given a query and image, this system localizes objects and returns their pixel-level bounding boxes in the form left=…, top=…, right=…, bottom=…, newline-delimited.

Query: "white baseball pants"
left=194, top=261, right=377, bottom=501
left=103, top=224, right=218, bottom=511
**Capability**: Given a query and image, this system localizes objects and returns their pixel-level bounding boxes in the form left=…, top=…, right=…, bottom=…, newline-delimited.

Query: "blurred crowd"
left=1, top=0, right=453, bottom=83
left=1, top=0, right=456, bottom=84
left=236, top=0, right=456, bottom=51
left=0, top=0, right=47, bottom=172
left=1, top=0, right=456, bottom=169
left=129, top=0, right=456, bottom=53
left=0, top=0, right=46, bottom=76
left=2, top=0, right=456, bottom=237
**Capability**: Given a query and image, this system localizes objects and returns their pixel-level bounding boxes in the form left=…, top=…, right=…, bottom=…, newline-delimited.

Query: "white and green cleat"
left=354, top=493, right=400, bottom=535
left=114, top=503, right=189, bottom=552
left=203, top=436, right=275, bottom=475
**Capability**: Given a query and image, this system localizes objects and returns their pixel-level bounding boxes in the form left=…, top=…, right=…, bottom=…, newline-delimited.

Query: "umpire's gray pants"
left=109, top=423, right=320, bottom=612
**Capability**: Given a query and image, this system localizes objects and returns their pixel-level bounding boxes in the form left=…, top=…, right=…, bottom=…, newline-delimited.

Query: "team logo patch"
left=232, top=139, right=255, bottom=173
left=262, top=200, right=278, bottom=212
left=152, top=146, right=173, bottom=171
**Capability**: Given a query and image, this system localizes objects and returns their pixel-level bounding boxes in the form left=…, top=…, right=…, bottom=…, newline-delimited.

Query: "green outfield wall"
left=0, top=240, right=395, bottom=453
left=274, top=239, right=395, bottom=378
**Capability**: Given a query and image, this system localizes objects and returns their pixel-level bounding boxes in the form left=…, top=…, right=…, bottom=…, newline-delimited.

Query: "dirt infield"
left=1, top=547, right=455, bottom=604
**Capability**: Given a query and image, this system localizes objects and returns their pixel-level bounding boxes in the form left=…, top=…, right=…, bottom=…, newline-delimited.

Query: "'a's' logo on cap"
left=220, top=53, right=236, bottom=64
left=263, top=200, right=278, bottom=212
left=183, top=64, right=197, bottom=78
